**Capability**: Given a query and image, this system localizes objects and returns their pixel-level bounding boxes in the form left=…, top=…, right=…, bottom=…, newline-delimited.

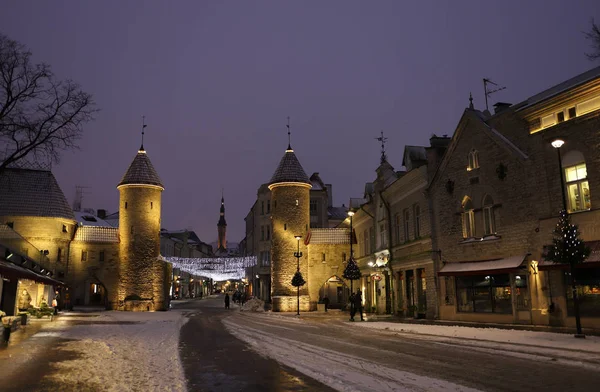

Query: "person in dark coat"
left=355, top=290, right=364, bottom=321
left=225, top=293, right=230, bottom=309
left=349, top=293, right=356, bottom=321
left=323, top=296, right=330, bottom=312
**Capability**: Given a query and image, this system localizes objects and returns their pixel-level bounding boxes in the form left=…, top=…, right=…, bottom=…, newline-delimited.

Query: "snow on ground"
left=348, top=322, right=600, bottom=353
left=38, top=310, right=188, bottom=391
left=222, top=318, right=481, bottom=392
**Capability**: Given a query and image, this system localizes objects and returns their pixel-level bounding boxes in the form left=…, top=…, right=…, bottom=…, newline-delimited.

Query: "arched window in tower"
left=150, top=201, right=153, bottom=209
left=125, top=202, right=128, bottom=209
left=482, top=195, right=496, bottom=236
left=130, top=226, right=134, bottom=234
left=461, top=197, right=475, bottom=238
left=467, top=150, right=479, bottom=171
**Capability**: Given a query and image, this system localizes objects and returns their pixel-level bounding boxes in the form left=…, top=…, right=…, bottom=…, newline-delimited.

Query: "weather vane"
left=287, top=116, right=291, bottom=149
left=376, top=131, right=388, bottom=164
left=140, top=115, right=147, bottom=150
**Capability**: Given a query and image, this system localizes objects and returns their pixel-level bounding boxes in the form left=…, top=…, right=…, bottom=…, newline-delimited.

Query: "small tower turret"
left=117, top=144, right=168, bottom=311
left=268, top=140, right=312, bottom=312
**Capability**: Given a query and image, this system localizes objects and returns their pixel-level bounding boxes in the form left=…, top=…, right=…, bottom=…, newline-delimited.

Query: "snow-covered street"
left=3, top=296, right=600, bottom=392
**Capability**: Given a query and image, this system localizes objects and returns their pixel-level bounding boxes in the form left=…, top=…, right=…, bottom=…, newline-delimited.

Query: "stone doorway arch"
left=318, top=275, right=349, bottom=310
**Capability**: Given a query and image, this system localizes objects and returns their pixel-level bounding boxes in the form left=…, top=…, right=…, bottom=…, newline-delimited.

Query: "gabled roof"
left=310, top=172, right=326, bottom=191
left=118, top=149, right=164, bottom=188
left=402, top=146, right=427, bottom=168
left=74, top=211, right=113, bottom=227
left=0, top=168, right=75, bottom=220
left=307, top=228, right=351, bottom=245
left=327, top=205, right=348, bottom=221
left=269, top=148, right=311, bottom=186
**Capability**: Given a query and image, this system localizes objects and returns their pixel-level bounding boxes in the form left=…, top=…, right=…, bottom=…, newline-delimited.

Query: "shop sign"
left=372, top=274, right=382, bottom=281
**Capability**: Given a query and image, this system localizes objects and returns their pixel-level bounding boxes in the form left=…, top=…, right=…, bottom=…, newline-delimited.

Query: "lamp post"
left=348, top=210, right=355, bottom=295
left=294, top=235, right=303, bottom=316
left=552, top=138, right=584, bottom=338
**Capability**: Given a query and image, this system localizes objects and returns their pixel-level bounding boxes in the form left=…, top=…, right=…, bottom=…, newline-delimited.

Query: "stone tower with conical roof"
left=116, top=146, right=170, bottom=311
left=217, top=194, right=227, bottom=251
left=268, top=144, right=312, bottom=312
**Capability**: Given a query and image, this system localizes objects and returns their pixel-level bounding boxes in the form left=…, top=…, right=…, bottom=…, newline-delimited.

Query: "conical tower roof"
left=118, top=149, right=164, bottom=189
left=268, top=147, right=311, bottom=186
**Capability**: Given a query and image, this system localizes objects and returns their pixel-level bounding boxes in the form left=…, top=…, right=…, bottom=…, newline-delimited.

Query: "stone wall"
left=307, top=243, right=350, bottom=310
left=270, top=183, right=310, bottom=311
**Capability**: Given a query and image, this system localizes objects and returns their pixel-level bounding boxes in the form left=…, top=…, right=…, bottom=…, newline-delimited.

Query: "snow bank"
left=240, top=298, right=265, bottom=312
left=349, top=322, right=600, bottom=353
left=41, top=310, right=188, bottom=391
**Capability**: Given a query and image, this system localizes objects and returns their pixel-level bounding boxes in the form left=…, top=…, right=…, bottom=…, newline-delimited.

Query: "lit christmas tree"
left=343, top=258, right=362, bottom=282
left=545, top=210, right=590, bottom=266
left=291, top=271, right=306, bottom=287
left=544, top=209, right=590, bottom=337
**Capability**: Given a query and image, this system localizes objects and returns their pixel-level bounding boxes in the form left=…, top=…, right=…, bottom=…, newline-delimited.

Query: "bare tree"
left=584, top=18, right=600, bottom=61
left=0, top=33, right=96, bottom=173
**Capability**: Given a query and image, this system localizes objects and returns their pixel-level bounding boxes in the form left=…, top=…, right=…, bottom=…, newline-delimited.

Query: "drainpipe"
left=379, top=191, right=395, bottom=315
left=426, top=187, right=441, bottom=320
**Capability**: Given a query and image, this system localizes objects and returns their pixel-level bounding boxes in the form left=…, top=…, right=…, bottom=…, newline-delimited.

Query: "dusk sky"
left=1, top=1, right=598, bottom=244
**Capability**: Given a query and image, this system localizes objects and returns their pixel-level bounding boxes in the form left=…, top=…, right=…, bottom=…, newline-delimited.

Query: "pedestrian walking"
left=355, top=290, right=364, bottom=321
left=225, top=293, right=230, bottom=309
left=349, top=292, right=356, bottom=321
left=323, top=296, right=329, bottom=312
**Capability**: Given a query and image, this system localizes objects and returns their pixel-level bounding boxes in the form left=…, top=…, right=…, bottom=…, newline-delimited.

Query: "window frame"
left=564, top=162, right=591, bottom=213
left=413, top=204, right=421, bottom=239
left=403, top=209, right=410, bottom=242
left=461, top=198, right=475, bottom=239
left=467, top=150, right=479, bottom=171
left=482, top=195, right=496, bottom=236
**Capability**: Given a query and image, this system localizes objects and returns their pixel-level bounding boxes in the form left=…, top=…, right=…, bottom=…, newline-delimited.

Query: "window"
left=568, top=107, right=577, bottom=119
left=57, top=248, right=62, bottom=263
left=62, top=224, right=67, bottom=233
left=322, top=253, right=326, bottom=262
left=266, top=225, right=270, bottom=240
left=482, top=195, right=496, bottom=236
left=150, top=202, right=153, bottom=209
left=310, top=200, right=318, bottom=215
left=394, top=214, right=401, bottom=244
left=342, top=252, right=347, bottom=262
left=467, top=150, right=479, bottom=171
left=261, top=226, right=265, bottom=241
left=130, top=226, right=134, bottom=234
left=380, top=224, right=387, bottom=248
left=564, top=162, right=591, bottom=212
left=456, top=274, right=512, bottom=314
left=565, top=268, right=600, bottom=317
left=461, top=197, right=475, bottom=238
left=6, top=222, right=14, bottom=229
left=261, top=202, right=264, bottom=215
left=413, top=204, right=421, bottom=239
left=267, top=200, right=271, bottom=214
left=403, top=209, right=410, bottom=242
left=99, top=250, right=105, bottom=262
left=369, top=227, right=375, bottom=253
left=125, top=202, right=128, bottom=209
left=557, top=111, right=565, bottom=123
left=81, top=250, right=88, bottom=262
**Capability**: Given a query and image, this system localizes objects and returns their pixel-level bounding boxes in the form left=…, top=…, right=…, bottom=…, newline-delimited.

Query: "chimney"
left=97, top=209, right=106, bottom=219
left=493, top=102, right=512, bottom=114
left=326, top=184, right=333, bottom=208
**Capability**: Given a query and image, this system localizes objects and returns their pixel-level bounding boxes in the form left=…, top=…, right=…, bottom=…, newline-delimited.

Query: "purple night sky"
left=1, top=1, right=598, bottom=244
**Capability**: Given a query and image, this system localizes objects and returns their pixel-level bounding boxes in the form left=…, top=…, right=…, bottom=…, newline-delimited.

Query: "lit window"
left=467, top=150, right=479, bottom=171
left=482, top=195, right=496, bottom=236
left=565, top=163, right=591, bottom=212
left=461, top=197, right=475, bottom=238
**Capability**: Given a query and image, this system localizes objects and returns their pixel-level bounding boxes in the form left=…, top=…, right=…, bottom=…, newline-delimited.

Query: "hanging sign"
left=372, top=274, right=382, bottom=281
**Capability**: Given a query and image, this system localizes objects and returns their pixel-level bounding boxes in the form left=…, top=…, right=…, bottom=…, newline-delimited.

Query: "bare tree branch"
left=584, top=18, right=600, bottom=61
left=0, top=33, right=97, bottom=173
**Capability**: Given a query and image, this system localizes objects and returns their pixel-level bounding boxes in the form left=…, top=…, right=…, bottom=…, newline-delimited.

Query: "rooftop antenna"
left=375, top=131, right=388, bottom=164
left=140, top=116, right=147, bottom=150
left=483, top=78, right=506, bottom=112
left=286, top=116, right=292, bottom=150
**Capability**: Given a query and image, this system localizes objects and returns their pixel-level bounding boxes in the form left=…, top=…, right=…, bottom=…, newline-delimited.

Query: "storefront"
left=438, top=255, right=531, bottom=324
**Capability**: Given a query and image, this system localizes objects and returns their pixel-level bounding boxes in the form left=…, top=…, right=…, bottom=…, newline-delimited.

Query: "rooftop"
left=118, top=149, right=164, bottom=188
left=269, top=148, right=311, bottom=186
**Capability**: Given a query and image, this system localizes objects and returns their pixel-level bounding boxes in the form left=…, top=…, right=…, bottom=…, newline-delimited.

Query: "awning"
left=438, top=255, right=528, bottom=276
left=539, top=240, right=600, bottom=270
left=0, top=260, right=64, bottom=286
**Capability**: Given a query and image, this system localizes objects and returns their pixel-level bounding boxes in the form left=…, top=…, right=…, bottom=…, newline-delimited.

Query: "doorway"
left=318, top=276, right=348, bottom=309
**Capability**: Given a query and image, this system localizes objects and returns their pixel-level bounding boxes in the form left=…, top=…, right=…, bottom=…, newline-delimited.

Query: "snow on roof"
left=518, top=65, right=600, bottom=111
left=74, top=211, right=114, bottom=227
left=308, top=228, right=351, bottom=245
left=438, top=255, right=528, bottom=276
left=73, top=226, right=119, bottom=243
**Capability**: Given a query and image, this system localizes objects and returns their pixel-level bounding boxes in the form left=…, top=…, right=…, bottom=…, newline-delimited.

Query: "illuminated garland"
left=162, top=256, right=258, bottom=281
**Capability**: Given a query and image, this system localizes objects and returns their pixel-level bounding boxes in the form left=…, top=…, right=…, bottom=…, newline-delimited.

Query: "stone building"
left=244, top=141, right=354, bottom=311
left=243, top=156, right=349, bottom=306
left=0, top=144, right=172, bottom=313
left=430, top=65, right=600, bottom=328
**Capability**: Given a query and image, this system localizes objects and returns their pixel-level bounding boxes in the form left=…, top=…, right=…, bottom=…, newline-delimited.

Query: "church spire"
left=217, top=190, right=227, bottom=251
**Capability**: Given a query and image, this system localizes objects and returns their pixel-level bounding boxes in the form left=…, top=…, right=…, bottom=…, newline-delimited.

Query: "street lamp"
left=347, top=210, right=355, bottom=295
left=552, top=138, right=584, bottom=338
left=294, top=235, right=303, bottom=316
